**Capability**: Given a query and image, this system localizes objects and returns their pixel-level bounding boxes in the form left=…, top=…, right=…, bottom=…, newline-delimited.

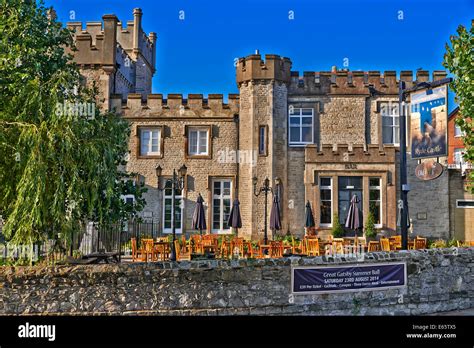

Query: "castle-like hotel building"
left=66, top=9, right=473, bottom=242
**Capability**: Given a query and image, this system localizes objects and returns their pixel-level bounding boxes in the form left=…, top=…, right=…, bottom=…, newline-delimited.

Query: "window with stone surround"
left=186, top=126, right=211, bottom=158
left=211, top=179, right=232, bottom=234
left=289, top=107, right=314, bottom=146
left=163, top=179, right=183, bottom=234
left=320, top=177, right=332, bottom=227
left=369, top=177, right=382, bottom=228
left=258, top=125, right=268, bottom=156
left=380, top=102, right=400, bottom=145
left=138, top=127, right=162, bottom=157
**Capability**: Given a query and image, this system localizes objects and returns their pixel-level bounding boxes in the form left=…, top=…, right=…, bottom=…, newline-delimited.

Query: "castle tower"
left=67, top=8, right=156, bottom=110
left=236, top=53, right=292, bottom=240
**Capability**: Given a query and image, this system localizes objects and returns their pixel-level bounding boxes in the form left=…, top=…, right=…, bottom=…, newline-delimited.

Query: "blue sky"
left=45, top=0, right=472, bottom=110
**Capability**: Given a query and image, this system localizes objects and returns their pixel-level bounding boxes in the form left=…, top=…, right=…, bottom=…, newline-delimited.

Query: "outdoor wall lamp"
left=155, top=164, right=162, bottom=189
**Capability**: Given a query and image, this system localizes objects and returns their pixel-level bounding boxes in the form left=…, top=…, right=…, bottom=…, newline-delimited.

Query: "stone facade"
left=67, top=8, right=469, bottom=241
left=0, top=248, right=472, bottom=315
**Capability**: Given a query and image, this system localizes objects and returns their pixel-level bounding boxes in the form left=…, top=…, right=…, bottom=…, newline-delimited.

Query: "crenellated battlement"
left=288, top=70, right=447, bottom=96
left=236, top=53, right=292, bottom=85
left=67, top=8, right=156, bottom=69
left=305, top=143, right=397, bottom=163
left=110, top=93, right=240, bottom=118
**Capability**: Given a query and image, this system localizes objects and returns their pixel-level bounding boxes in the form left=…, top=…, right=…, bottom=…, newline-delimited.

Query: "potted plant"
left=331, top=214, right=345, bottom=238
left=364, top=212, right=377, bottom=241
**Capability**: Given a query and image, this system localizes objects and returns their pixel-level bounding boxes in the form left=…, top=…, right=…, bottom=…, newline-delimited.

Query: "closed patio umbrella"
left=227, top=199, right=242, bottom=235
left=345, top=194, right=361, bottom=237
left=304, top=201, right=315, bottom=235
left=192, top=193, right=207, bottom=235
left=270, top=196, right=282, bottom=239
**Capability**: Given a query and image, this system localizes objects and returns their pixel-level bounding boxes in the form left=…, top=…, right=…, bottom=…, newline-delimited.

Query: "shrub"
left=429, top=239, right=447, bottom=248
left=331, top=214, right=345, bottom=238
left=364, top=212, right=377, bottom=238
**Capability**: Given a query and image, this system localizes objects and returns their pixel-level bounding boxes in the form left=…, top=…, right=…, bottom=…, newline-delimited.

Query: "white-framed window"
left=454, top=148, right=464, bottom=169
left=121, top=194, right=135, bottom=206
left=381, top=102, right=400, bottom=145
left=211, top=179, right=232, bottom=233
left=162, top=179, right=183, bottom=233
left=454, top=124, right=462, bottom=137
left=289, top=107, right=314, bottom=146
left=456, top=200, right=474, bottom=208
left=320, top=177, right=332, bottom=227
left=188, top=128, right=209, bottom=156
left=369, top=177, right=382, bottom=228
left=140, top=128, right=161, bottom=156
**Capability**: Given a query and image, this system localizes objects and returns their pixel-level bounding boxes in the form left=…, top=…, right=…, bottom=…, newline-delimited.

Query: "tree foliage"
left=0, top=0, right=145, bottom=245
left=443, top=21, right=474, bottom=191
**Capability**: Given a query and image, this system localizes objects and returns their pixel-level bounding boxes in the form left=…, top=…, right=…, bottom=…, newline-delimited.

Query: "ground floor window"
left=163, top=179, right=183, bottom=233
left=212, top=179, right=232, bottom=233
left=369, top=177, right=382, bottom=227
left=320, top=177, right=332, bottom=226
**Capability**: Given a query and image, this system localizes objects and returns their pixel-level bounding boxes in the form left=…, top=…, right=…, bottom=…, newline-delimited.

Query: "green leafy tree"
left=331, top=214, right=345, bottom=238
left=443, top=20, right=474, bottom=192
left=364, top=211, right=376, bottom=239
left=0, top=0, right=145, bottom=246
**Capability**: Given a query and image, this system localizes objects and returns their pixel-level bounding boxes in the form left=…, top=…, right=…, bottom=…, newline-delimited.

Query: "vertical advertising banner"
left=410, top=85, right=448, bottom=159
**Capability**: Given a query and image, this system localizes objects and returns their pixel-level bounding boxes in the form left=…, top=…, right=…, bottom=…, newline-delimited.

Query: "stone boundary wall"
left=0, top=249, right=472, bottom=315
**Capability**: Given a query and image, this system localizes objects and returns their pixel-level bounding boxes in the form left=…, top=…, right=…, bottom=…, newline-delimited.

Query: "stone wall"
left=407, top=156, right=450, bottom=239
left=1, top=248, right=472, bottom=315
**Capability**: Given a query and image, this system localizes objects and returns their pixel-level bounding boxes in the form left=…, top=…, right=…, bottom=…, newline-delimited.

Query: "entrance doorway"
left=338, top=176, right=363, bottom=231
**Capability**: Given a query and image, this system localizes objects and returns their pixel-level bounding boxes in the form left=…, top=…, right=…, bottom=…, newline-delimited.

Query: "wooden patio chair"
left=291, top=236, right=304, bottom=255
left=174, top=240, right=191, bottom=261
left=269, top=241, right=283, bottom=258
left=367, top=241, right=381, bottom=252
left=191, top=234, right=203, bottom=254
left=332, top=238, right=344, bottom=255
left=141, top=239, right=155, bottom=262
left=202, top=234, right=218, bottom=255
left=356, top=237, right=367, bottom=247
left=305, top=238, right=320, bottom=256
left=389, top=235, right=402, bottom=250
left=131, top=237, right=143, bottom=262
left=380, top=238, right=391, bottom=251
left=415, top=237, right=427, bottom=250
left=230, top=237, right=244, bottom=258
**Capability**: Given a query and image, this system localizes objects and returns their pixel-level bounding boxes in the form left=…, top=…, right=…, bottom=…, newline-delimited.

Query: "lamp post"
left=155, top=164, right=187, bottom=261
left=253, top=177, right=280, bottom=245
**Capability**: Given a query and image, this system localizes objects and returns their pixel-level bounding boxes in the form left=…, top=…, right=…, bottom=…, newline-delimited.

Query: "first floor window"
left=369, top=177, right=382, bottom=227
left=454, top=124, right=462, bottom=137
left=289, top=107, right=313, bottom=146
left=163, top=179, right=183, bottom=233
left=259, top=125, right=267, bottom=155
left=140, top=128, right=161, bottom=156
left=320, top=177, right=332, bottom=226
left=212, top=179, right=232, bottom=233
left=381, top=102, right=400, bottom=145
left=188, top=127, right=209, bottom=156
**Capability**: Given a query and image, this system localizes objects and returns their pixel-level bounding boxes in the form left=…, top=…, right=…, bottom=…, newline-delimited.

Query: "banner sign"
left=410, top=85, right=448, bottom=159
left=291, top=262, right=407, bottom=294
